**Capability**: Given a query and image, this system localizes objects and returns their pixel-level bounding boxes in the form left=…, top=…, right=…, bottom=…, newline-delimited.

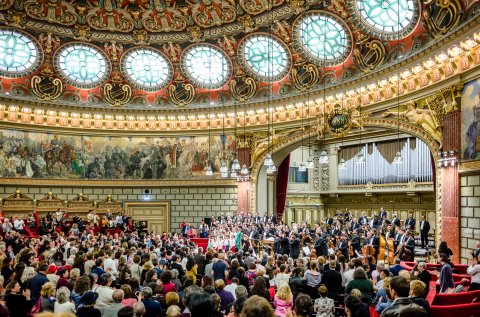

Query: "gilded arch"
left=250, top=117, right=443, bottom=246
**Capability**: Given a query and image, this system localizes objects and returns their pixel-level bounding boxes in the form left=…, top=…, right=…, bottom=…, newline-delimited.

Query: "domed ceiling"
left=0, top=0, right=477, bottom=112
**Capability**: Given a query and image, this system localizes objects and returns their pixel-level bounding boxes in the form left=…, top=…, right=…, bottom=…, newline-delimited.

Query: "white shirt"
left=54, top=301, right=76, bottom=314
left=104, top=258, right=118, bottom=280
left=274, top=272, right=290, bottom=289
left=224, top=282, right=238, bottom=299
left=14, top=219, right=24, bottom=230
left=93, top=285, right=114, bottom=311
left=342, top=269, right=354, bottom=287
left=467, top=264, right=480, bottom=284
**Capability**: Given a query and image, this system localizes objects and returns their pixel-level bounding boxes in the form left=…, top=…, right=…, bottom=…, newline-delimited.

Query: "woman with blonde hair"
left=40, top=282, right=56, bottom=312
left=314, top=285, right=334, bottom=317
left=274, top=283, right=293, bottom=317
left=20, top=266, right=36, bottom=290
left=166, top=305, right=181, bottom=317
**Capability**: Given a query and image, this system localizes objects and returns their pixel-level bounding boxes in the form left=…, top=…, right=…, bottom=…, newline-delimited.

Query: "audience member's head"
left=240, top=295, right=274, bottom=317
left=389, top=276, right=410, bottom=299
left=294, top=293, right=313, bottom=317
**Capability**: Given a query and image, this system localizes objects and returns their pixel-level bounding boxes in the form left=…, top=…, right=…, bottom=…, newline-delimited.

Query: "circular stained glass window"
left=55, top=43, right=109, bottom=88
left=294, top=12, right=352, bottom=66
left=0, top=29, right=42, bottom=78
left=122, top=48, right=172, bottom=91
left=352, top=0, right=419, bottom=39
left=239, top=34, right=291, bottom=82
left=181, top=44, right=231, bottom=89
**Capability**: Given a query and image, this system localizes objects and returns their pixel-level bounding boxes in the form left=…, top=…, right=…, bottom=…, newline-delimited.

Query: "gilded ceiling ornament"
left=273, top=20, right=292, bottom=43
left=31, top=68, right=64, bottom=101
left=229, top=68, right=257, bottom=102
left=162, top=42, right=182, bottom=63
left=6, top=10, right=26, bottom=28
left=290, top=54, right=320, bottom=92
left=423, top=0, right=463, bottom=39
left=382, top=100, right=443, bottom=145
left=141, top=5, right=188, bottom=32
left=133, top=29, right=149, bottom=45
left=103, top=75, right=132, bottom=107
left=24, top=0, right=78, bottom=26
left=0, top=0, right=13, bottom=10
left=38, top=33, right=61, bottom=56
left=287, top=0, right=307, bottom=14
left=237, top=15, right=257, bottom=33
left=327, top=0, right=348, bottom=18
left=240, top=0, right=283, bottom=15
left=74, top=25, right=91, bottom=41
left=353, top=39, right=386, bottom=72
left=168, top=73, right=196, bottom=107
left=86, top=3, right=134, bottom=33
left=193, top=0, right=236, bottom=28
left=325, top=104, right=354, bottom=137
left=217, top=35, right=237, bottom=57
left=187, top=26, right=203, bottom=42
left=104, top=41, right=124, bottom=64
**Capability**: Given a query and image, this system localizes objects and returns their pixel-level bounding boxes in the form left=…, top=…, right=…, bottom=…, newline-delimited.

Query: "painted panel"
left=461, top=78, right=480, bottom=160
left=0, top=129, right=235, bottom=179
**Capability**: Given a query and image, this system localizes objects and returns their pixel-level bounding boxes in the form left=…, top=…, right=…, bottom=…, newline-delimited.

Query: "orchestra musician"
left=359, top=212, right=369, bottom=226
left=419, top=215, right=430, bottom=249
left=405, top=213, right=416, bottom=230
left=379, top=207, right=387, bottom=219
left=336, top=233, right=349, bottom=258
left=391, top=214, right=401, bottom=227
left=350, top=218, right=360, bottom=232
left=350, top=229, right=361, bottom=255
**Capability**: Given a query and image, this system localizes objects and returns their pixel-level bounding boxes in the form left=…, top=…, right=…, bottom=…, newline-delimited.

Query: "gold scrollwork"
left=104, top=82, right=132, bottom=107
left=31, top=74, right=64, bottom=101
left=423, top=0, right=463, bottom=38
left=168, top=82, right=195, bottom=108
left=326, top=105, right=353, bottom=137
left=230, top=70, right=257, bottom=102
left=353, top=39, right=386, bottom=72
left=290, top=57, right=320, bottom=92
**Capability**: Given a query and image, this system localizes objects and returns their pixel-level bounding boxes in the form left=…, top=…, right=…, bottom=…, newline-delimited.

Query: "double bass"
left=387, top=238, right=395, bottom=264
left=377, top=234, right=386, bottom=262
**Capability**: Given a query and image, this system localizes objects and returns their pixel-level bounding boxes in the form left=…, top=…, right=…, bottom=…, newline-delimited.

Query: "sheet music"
left=302, top=247, right=311, bottom=256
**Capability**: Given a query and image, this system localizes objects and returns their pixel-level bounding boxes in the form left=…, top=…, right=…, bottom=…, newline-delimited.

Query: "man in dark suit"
left=379, top=207, right=387, bottom=220
left=350, top=218, right=360, bottom=232
left=416, top=262, right=432, bottom=297
left=289, top=234, right=300, bottom=259
left=391, top=214, right=401, bottom=227
left=336, top=233, right=349, bottom=259
left=404, top=213, right=416, bottom=230
left=359, top=213, right=369, bottom=226
left=350, top=229, right=361, bottom=255
left=419, top=215, right=430, bottom=249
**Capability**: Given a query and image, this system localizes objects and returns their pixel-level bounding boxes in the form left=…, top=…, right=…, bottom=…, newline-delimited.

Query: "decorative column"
left=237, top=146, right=251, bottom=214
left=328, top=146, right=340, bottom=192
left=441, top=111, right=461, bottom=263
left=267, top=174, right=277, bottom=217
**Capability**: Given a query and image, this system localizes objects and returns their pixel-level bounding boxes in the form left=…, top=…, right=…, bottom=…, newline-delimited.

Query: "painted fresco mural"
left=462, top=78, right=480, bottom=160
left=0, top=130, right=236, bottom=179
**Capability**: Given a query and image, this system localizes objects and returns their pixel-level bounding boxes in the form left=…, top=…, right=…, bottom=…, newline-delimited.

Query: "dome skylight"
left=353, top=0, right=418, bottom=39
left=0, top=29, right=42, bottom=78
left=240, top=34, right=291, bottom=82
left=55, top=43, right=109, bottom=88
left=181, top=44, right=231, bottom=89
left=122, top=48, right=172, bottom=91
left=294, top=12, right=352, bottom=66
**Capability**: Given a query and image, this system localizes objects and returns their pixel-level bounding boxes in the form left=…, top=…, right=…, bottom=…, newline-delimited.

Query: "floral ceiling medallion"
left=54, top=42, right=110, bottom=89
left=0, top=28, right=43, bottom=78
left=293, top=11, right=353, bottom=66
left=347, top=0, right=420, bottom=40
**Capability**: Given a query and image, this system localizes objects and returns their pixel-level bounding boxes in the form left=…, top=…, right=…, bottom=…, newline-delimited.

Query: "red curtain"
left=276, top=155, right=290, bottom=218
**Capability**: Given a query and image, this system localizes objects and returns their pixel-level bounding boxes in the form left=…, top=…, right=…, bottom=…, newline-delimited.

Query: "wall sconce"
left=437, top=151, right=457, bottom=168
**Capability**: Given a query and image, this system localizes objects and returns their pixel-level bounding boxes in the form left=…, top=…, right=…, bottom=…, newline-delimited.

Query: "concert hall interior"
left=0, top=0, right=479, bottom=316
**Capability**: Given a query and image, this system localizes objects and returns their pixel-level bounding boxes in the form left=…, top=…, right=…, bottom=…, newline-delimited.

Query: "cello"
left=387, top=238, right=395, bottom=264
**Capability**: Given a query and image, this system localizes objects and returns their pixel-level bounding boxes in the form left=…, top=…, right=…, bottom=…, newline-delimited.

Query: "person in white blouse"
left=13, top=217, right=25, bottom=233
left=104, top=250, right=118, bottom=282
left=467, top=255, right=480, bottom=291
left=274, top=264, right=291, bottom=289
left=54, top=287, right=76, bottom=314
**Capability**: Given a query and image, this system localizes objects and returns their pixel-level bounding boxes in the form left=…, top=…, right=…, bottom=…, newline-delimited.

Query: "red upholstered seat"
left=432, top=289, right=480, bottom=306
left=430, top=302, right=480, bottom=317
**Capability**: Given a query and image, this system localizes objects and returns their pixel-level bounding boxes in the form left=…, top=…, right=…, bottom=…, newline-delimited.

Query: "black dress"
left=5, top=293, right=33, bottom=317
